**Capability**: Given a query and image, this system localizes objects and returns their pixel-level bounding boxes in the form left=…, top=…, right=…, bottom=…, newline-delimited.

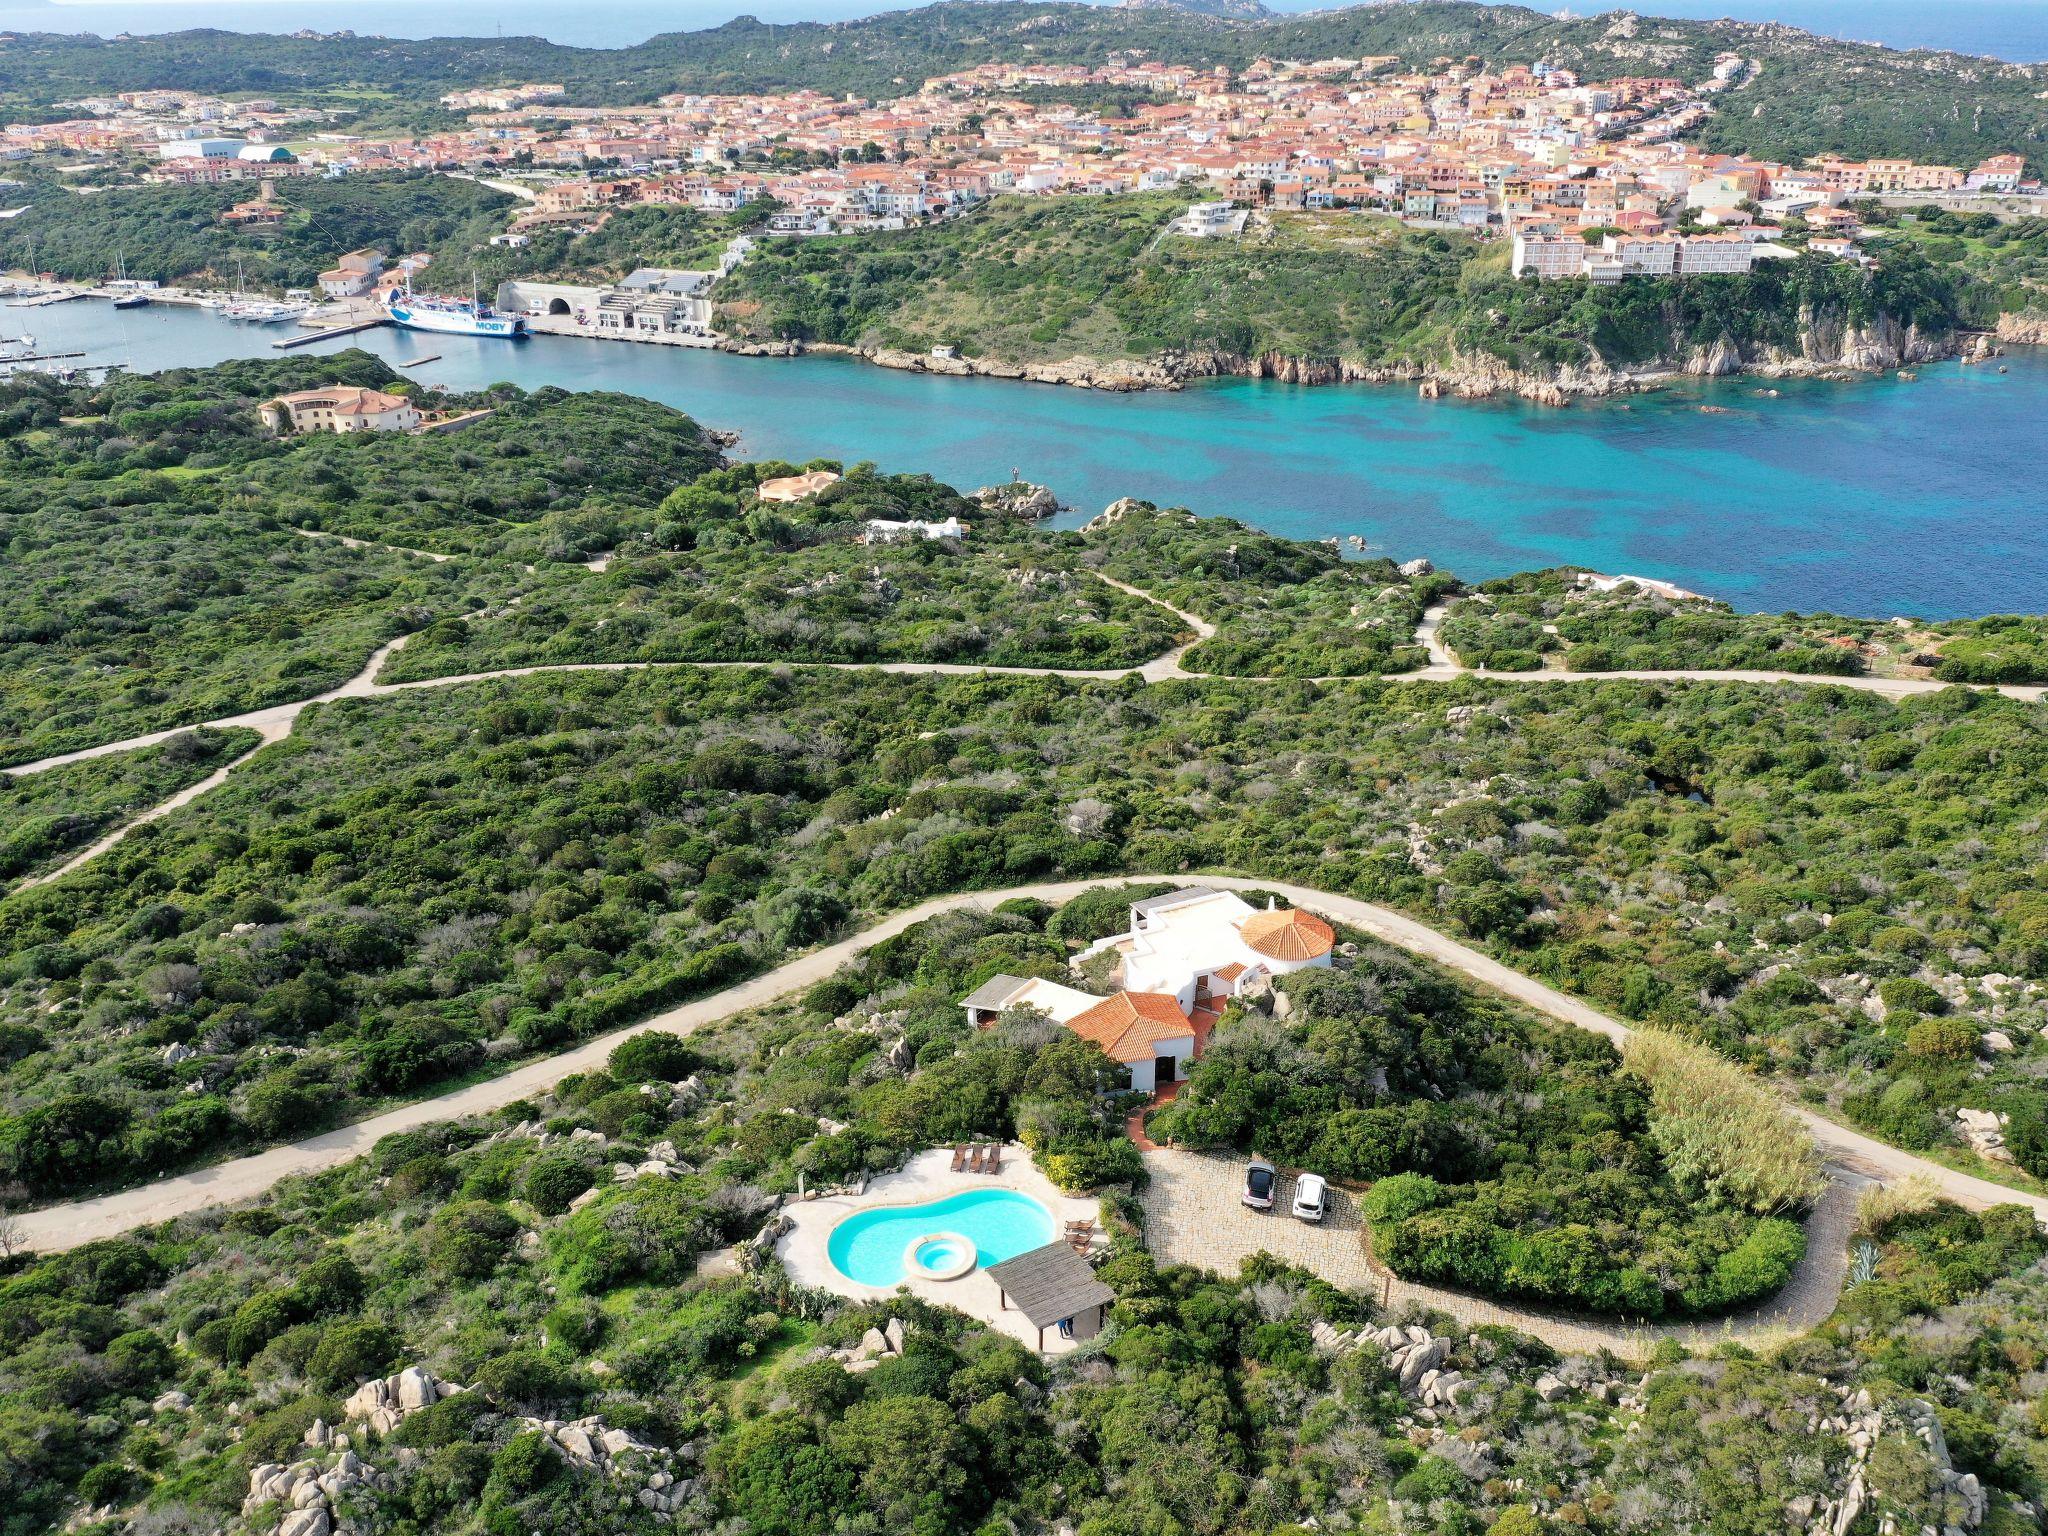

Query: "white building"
left=959, top=976, right=1197, bottom=1094
left=1511, top=233, right=1588, bottom=280
left=1081, top=887, right=1336, bottom=1015
left=156, top=137, right=246, bottom=161
left=1172, top=201, right=1248, bottom=238
left=864, top=516, right=967, bottom=542
left=1676, top=232, right=1757, bottom=273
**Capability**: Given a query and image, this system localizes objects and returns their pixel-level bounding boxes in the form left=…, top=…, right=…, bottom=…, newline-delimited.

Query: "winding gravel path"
left=13, top=872, right=2043, bottom=1361
left=7, top=574, right=2045, bottom=1344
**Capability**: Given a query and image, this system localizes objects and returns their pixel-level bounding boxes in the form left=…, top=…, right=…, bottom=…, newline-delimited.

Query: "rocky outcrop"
left=342, top=1365, right=462, bottom=1436
left=334, top=1365, right=699, bottom=1520
left=1995, top=310, right=2048, bottom=345
left=242, top=1445, right=378, bottom=1536
left=1311, top=1322, right=1467, bottom=1409
left=973, top=480, right=1062, bottom=519
left=1806, top=1389, right=1987, bottom=1535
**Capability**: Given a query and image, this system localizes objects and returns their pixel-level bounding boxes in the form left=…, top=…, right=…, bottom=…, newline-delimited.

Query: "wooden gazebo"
left=984, top=1241, right=1116, bottom=1351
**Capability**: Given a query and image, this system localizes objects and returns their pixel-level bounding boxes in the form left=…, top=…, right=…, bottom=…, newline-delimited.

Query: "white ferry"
left=382, top=275, right=525, bottom=340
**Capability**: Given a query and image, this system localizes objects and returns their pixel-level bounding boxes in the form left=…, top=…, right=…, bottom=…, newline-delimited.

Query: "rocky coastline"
left=720, top=309, right=2026, bottom=405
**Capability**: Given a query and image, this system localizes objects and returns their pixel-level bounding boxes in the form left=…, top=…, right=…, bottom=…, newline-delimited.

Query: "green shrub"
left=307, top=1319, right=402, bottom=1392
left=607, top=1030, right=702, bottom=1083
left=424, top=1201, right=520, bottom=1281
left=490, top=1430, right=562, bottom=1496
left=1903, top=1016, right=1978, bottom=1061
left=523, top=1152, right=596, bottom=1216
left=1362, top=1172, right=1446, bottom=1225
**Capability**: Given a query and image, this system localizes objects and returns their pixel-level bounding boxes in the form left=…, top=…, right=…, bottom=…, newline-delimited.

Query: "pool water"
left=912, top=1238, right=968, bottom=1274
left=828, top=1189, right=1055, bottom=1286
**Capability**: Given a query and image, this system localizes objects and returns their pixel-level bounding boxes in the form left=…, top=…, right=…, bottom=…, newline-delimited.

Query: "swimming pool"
left=827, top=1189, right=1056, bottom=1287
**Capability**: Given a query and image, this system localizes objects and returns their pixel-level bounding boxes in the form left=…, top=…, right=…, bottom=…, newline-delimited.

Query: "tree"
left=826, top=1396, right=976, bottom=1525
left=715, top=1414, right=852, bottom=1536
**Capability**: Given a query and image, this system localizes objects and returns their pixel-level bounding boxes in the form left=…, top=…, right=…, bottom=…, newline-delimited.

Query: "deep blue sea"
left=1, top=0, right=2045, bottom=60
left=19, top=298, right=2048, bottom=619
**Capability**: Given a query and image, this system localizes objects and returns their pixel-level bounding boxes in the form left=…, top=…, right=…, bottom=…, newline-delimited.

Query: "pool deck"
left=776, top=1144, right=1104, bottom=1355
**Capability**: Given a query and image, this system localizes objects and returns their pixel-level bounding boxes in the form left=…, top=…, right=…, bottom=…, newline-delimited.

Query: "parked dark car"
left=1242, top=1158, right=1277, bottom=1210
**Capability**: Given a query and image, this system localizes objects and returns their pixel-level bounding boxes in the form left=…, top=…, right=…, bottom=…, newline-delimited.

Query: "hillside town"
left=7, top=53, right=2037, bottom=289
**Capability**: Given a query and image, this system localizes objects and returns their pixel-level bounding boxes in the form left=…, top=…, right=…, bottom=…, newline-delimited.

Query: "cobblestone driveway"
left=1138, top=1147, right=1864, bottom=1357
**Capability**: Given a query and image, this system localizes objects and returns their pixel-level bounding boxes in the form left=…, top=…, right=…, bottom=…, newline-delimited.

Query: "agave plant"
left=1848, top=1241, right=1881, bottom=1288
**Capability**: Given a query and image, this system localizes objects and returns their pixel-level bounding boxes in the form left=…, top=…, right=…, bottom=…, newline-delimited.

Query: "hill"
left=716, top=192, right=1976, bottom=395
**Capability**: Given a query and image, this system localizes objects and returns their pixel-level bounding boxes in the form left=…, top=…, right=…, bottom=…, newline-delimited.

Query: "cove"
left=29, top=299, right=2048, bottom=618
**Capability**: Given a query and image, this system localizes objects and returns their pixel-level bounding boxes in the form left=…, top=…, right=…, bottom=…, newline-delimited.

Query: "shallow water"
left=26, top=298, right=2048, bottom=617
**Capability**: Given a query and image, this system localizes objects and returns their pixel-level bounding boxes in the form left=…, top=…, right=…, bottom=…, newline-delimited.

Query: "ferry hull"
left=384, top=301, right=525, bottom=339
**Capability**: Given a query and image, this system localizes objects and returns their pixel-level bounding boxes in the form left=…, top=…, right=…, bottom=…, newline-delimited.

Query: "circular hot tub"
left=904, top=1232, right=977, bottom=1281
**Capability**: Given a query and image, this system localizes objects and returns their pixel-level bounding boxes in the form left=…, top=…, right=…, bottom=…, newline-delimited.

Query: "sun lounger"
left=951, top=1145, right=968, bottom=1172
left=984, top=1142, right=1002, bottom=1174
left=968, top=1145, right=986, bottom=1174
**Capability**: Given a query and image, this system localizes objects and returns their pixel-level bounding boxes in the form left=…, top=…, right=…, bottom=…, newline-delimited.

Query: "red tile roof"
left=1065, top=991, right=1195, bottom=1064
left=1240, top=908, right=1335, bottom=962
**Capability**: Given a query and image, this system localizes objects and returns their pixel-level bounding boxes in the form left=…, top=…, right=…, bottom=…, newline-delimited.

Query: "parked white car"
left=1242, top=1158, right=1277, bottom=1211
left=1292, top=1172, right=1328, bottom=1223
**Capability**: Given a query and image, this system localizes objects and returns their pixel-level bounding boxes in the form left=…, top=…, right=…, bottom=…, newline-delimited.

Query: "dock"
left=273, top=317, right=390, bottom=350
left=6, top=289, right=91, bottom=308
left=400, top=354, right=441, bottom=367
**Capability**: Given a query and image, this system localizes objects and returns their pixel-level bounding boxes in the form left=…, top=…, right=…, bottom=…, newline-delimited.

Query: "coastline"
left=721, top=316, right=2019, bottom=404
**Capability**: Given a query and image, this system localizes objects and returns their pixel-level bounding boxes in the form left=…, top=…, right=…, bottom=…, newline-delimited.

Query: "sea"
left=16, top=298, right=2048, bottom=620
left=1, top=0, right=2046, bottom=61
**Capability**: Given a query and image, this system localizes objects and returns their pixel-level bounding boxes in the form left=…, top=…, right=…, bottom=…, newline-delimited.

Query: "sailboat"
left=221, top=256, right=309, bottom=324
left=109, top=251, right=150, bottom=308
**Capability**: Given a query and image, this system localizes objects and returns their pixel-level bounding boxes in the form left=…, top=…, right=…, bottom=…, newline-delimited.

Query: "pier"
left=272, top=317, right=390, bottom=350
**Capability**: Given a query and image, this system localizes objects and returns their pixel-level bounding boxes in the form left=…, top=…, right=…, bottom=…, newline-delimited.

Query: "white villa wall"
left=1127, top=1032, right=1197, bottom=1094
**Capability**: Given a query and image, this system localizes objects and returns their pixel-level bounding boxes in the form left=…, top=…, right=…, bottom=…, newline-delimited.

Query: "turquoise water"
left=25, top=299, right=2048, bottom=617
left=827, top=1188, right=1055, bottom=1285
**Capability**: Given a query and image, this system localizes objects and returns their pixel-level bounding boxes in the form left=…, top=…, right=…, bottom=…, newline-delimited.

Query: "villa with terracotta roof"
left=259, top=386, right=421, bottom=436
left=959, top=887, right=1338, bottom=1093
left=1082, top=887, right=1335, bottom=1013
left=959, top=976, right=1199, bottom=1094
left=755, top=469, right=842, bottom=503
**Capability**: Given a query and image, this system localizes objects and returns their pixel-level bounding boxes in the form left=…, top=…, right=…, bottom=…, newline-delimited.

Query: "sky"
left=1, top=0, right=2046, bottom=61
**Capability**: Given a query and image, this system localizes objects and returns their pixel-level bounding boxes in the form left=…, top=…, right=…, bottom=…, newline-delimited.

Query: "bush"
left=1903, top=1016, right=1978, bottom=1061
left=490, top=1430, right=562, bottom=1496
left=105, top=1329, right=173, bottom=1387
left=607, top=1030, right=702, bottom=1083
left=1362, top=1172, right=1446, bottom=1225
left=307, top=1319, right=402, bottom=1392
left=424, top=1201, right=520, bottom=1281
left=227, top=1289, right=305, bottom=1364
left=2006, top=1097, right=2048, bottom=1180
left=1621, top=1029, right=1822, bottom=1214
left=76, top=1462, right=138, bottom=1506
left=1878, top=977, right=1948, bottom=1016
left=523, top=1152, right=596, bottom=1216
left=470, top=1348, right=577, bottom=1409
left=1701, top=1217, right=1806, bottom=1309
left=296, top=1253, right=365, bottom=1315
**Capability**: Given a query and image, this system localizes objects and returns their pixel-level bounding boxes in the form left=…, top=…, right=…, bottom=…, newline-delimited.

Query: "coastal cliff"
left=722, top=308, right=1969, bottom=405
left=1995, top=310, right=2048, bottom=346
